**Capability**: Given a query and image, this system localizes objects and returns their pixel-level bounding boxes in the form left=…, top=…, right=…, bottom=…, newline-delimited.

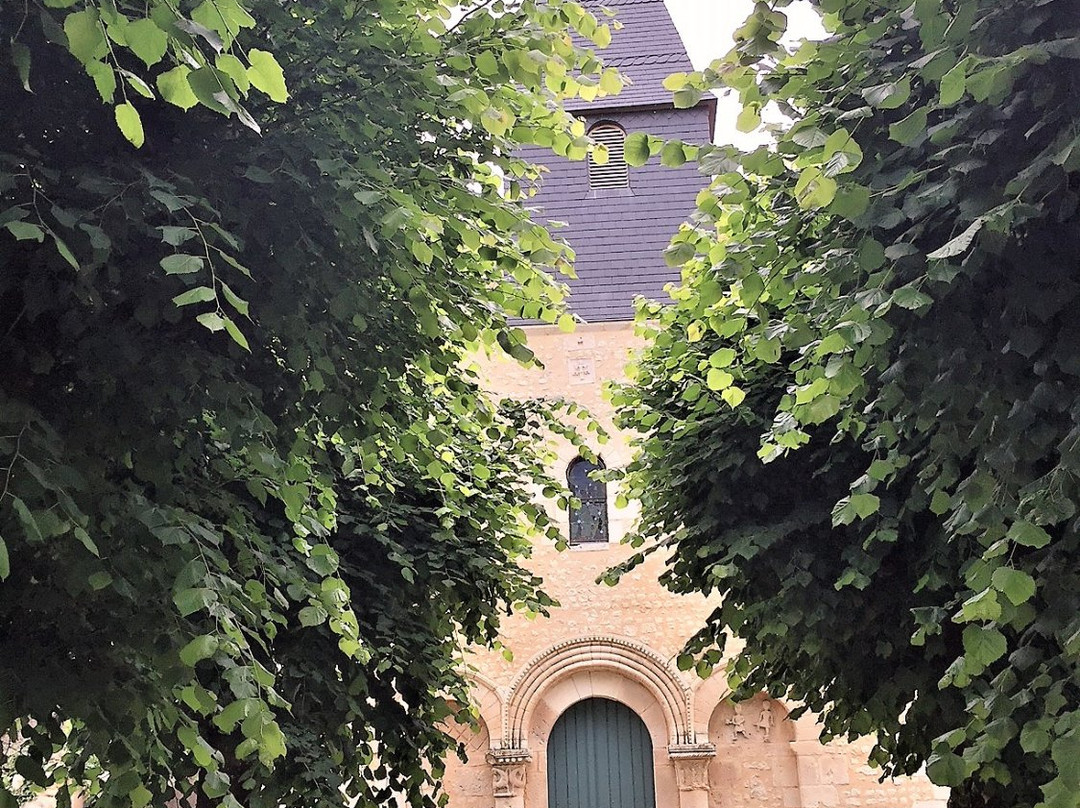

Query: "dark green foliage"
left=0, top=0, right=621, bottom=806
left=615, top=1, right=1080, bottom=806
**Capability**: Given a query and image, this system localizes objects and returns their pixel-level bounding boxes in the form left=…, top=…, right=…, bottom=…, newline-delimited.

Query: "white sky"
left=664, top=0, right=827, bottom=148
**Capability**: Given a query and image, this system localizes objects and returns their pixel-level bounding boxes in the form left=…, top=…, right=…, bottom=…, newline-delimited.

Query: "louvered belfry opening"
left=587, top=122, right=629, bottom=189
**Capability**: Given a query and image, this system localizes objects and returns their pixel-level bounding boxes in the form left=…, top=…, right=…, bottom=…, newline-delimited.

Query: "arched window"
left=587, top=122, right=629, bottom=190
left=567, top=456, right=608, bottom=544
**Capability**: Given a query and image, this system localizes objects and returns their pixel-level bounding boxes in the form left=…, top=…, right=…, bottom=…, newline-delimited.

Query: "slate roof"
left=569, top=0, right=697, bottom=110
left=518, top=0, right=713, bottom=323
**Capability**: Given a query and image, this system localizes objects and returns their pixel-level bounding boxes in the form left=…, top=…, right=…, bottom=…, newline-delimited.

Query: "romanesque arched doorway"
left=546, top=697, right=656, bottom=808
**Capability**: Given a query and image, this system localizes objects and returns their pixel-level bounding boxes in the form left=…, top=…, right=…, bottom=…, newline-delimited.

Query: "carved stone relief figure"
left=756, top=701, right=774, bottom=743
left=726, top=705, right=749, bottom=743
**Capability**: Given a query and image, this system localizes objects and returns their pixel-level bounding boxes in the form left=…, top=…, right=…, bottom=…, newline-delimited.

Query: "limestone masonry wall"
left=444, top=322, right=949, bottom=808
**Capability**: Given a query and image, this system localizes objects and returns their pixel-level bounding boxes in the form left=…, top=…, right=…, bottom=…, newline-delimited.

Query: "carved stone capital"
left=486, top=748, right=530, bottom=798
left=668, top=743, right=716, bottom=792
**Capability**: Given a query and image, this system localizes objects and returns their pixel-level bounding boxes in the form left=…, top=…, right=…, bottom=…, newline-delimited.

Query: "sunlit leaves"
left=246, top=49, right=288, bottom=102
left=794, top=167, right=837, bottom=209
left=618, top=1, right=1080, bottom=806
left=126, top=19, right=168, bottom=68
left=623, top=132, right=652, bottom=167
left=64, top=9, right=107, bottom=64
left=157, top=66, right=199, bottom=110
left=1, top=1, right=613, bottom=806
left=114, top=103, right=144, bottom=147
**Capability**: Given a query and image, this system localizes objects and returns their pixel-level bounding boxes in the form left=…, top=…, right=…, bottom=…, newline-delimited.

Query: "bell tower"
left=523, top=0, right=716, bottom=322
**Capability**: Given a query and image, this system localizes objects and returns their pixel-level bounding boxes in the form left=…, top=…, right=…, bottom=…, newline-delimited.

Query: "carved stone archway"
left=504, top=636, right=691, bottom=746
left=494, top=636, right=713, bottom=808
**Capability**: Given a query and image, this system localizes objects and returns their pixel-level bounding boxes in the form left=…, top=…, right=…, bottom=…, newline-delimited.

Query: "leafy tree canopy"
left=0, top=0, right=621, bottom=806
left=615, top=1, right=1080, bottom=807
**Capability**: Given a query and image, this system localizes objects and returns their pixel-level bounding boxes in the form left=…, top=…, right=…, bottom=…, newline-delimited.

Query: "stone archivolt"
left=503, top=635, right=691, bottom=747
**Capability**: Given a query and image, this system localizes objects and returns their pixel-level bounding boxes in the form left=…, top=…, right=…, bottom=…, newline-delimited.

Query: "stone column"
left=669, top=742, right=716, bottom=808
left=487, top=748, right=531, bottom=808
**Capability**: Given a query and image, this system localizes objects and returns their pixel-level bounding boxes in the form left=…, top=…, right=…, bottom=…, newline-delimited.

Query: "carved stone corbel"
left=669, top=742, right=716, bottom=800
left=487, top=747, right=530, bottom=804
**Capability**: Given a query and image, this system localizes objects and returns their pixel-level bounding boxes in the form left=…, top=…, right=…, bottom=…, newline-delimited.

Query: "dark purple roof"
left=571, top=0, right=697, bottom=110
left=515, top=0, right=713, bottom=323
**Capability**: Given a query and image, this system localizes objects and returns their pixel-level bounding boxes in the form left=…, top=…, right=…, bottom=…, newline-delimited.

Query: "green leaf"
left=1020, top=720, right=1053, bottom=754
left=794, top=167, right=837, bottom=209
left=64, top=9, right=108, bottom=64
left=1051, top=732, right=1080, bottom=789
left=161, top=254, right=204, bottom=275
left=991, top=567, right=1037, bottom=605
left=664, top=241, right=696, bottom=267
left=220, top=283, right=249, bottom=317
left=939, top=61, right=966, bottom=106
left=222, top=315, right=250, bottom=351
left=926, top=216, right=985, bottom=260
left=247, top=49, right=288, bottom=102
left=673, top=87, right=703, bottom=109
left=129, top=785, right=152, bottom=808
left=52, top=233, right=79, bottom=269
left=475, top=51, right=499, bottom=76
left=930, top=489, right=952, bottom=514
left=173, top=588, right=217, bottom=617
left=663, top=72, right=689, bottom=91
left=157, top=66, right=199, bottom=110
left=892, top=285, right=933, bottom=310
left=623, top=132, right=650, bottom=167
left=721, top=387, right=745, bottom=408
left=849, top=493, right=881, bottom=519
left=86, top=60, right=116, bottom=102
left=823, top=128, right=863, bottom=174
left=114, top=103, right=145, bottom=148
left=5, top=221, right=45, bottom=242
left=12, top=497, right=43, bottom=542
left=1006, top=520, right=1051, bottom=548
left=660, top=141, right=687, bottom=167
left=962, top=624, right=1007, bottom=666
left=926, top=750, right=968, bottom=787
left=126, top=18, right=168, bottom=67
left=11, top=42, right=31, bottom=92
left=216, top=53, right=251, bottom=94
left=179, top=635, right=219, bottom=666
left=202, top=771, right=230, bottom=799
left=187, top=67, right=235, bottom=115
left=87, top=571, right=112, bottom=590
left=829, top=184, right=870, bottom=220
left=736, top=104, right=761, bottom=133
left=709, top=348, right=736, bottom=368
left=0, top=537, right=9, bottom=580
left=706, top=368, right=733, bottom=391
left=888, top=107, right=928, bottom=145
left=959, top=588, right=1002, bottom=622
left=172, top=286, right=217, bottom=307
left=298, top=605, right=328, bottom=626
left=862, top=76, right=911, bottom=109
left=196, top=312, right=226, bottom=332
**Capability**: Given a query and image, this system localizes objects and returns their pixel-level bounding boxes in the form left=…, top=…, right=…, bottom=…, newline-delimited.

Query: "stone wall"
left=443, top=322, right=949, bottom=808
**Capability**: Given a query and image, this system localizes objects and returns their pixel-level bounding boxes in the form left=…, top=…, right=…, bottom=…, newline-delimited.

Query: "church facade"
left=444, top=3, right=949, bottom=808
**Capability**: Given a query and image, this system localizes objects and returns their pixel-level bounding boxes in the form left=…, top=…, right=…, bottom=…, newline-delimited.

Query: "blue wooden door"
left=547, top=698, right=656, bottom=808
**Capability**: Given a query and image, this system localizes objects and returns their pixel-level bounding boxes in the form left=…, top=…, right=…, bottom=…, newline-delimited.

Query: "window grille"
left=567, top=457, right=608, bottom=544
left=587, top=123, right=629, bottom=190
